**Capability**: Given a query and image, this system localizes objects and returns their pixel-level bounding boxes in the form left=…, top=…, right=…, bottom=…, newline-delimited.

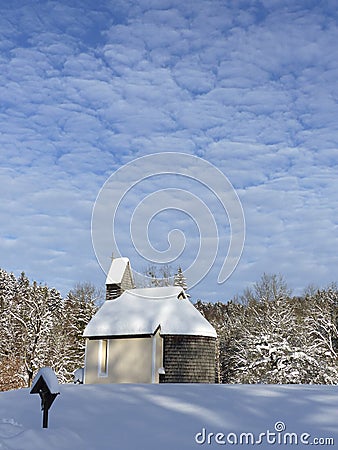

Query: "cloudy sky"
left=1, top=0, right=337, bottom=302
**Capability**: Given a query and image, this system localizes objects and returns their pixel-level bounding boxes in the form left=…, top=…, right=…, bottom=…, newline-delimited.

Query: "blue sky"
left=1, top=0, right=338, bottom=302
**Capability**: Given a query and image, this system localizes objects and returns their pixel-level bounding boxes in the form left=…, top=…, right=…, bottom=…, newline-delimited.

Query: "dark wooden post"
left=43, top=403, right=49, bottom=429
left=39, top=388, right=58, bottom=428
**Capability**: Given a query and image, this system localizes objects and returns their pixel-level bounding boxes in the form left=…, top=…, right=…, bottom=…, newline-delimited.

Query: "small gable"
left=105, top=257, right=134, bottom=300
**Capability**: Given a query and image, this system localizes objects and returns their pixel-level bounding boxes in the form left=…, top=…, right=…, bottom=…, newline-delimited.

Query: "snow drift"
left=0, top=383, right=337, bottom=449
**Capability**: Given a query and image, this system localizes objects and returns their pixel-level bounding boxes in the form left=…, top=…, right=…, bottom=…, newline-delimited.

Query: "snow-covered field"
left=0, top=383, right=337, bottom=449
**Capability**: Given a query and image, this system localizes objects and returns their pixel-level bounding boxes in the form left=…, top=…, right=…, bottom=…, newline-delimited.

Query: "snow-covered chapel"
left=83, top=258, right=217, bottom=384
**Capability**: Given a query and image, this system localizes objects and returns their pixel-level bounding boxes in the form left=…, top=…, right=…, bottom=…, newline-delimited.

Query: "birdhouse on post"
left=30, top=367, right=60, bottom=429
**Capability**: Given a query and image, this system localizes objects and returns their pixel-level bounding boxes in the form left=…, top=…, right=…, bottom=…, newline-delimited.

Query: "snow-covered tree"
left=53, top=283, right=99, bottom=383
left=8, top=276, right=64, bottom=387
left=304, top=289, right=338, bottom=383
left=241, top=273, right=292, bottom=304
left=231, top=298, right=304, bottom=383
left=231, top=293, right=338, bottom=384
left=0, top=269, right=23, bottom=389
left=174, top=267, right=188, bottom=291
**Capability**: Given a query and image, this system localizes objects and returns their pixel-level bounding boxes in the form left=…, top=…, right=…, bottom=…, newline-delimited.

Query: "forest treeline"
left=1, top=269, right=338, bottom=390
left=0, top=269, right=99, bottom=390
left=196, top=274, right=338, bottom=384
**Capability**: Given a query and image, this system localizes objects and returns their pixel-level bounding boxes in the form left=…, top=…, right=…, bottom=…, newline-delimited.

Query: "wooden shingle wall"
left=121, top=264, right=134, bottom=291
left=162, top=335, right=216, bottom=383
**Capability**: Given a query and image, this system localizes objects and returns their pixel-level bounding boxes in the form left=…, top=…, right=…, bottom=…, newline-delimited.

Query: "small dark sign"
left=30, top=367, right=60, bottom=429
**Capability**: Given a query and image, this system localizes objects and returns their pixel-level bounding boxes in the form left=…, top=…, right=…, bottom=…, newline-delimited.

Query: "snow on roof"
left=84, top=286, right=217, bottom=338
left=31, top=367, right=59, bottom=394
left=105, top=257, right=130, bottom=284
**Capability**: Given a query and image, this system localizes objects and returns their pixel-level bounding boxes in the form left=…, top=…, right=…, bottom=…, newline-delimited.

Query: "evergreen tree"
left=174, top=266, right=188, bottom=291
left=9, top=277, right=63, bottom=387
left=0, top=269, right=23, bottom=390
left=55, top=283, right=99, bottom=383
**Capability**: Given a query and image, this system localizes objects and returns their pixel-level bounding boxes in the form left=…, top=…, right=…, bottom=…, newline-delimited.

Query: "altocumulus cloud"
left=0, top=0, right=337, bottom=300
